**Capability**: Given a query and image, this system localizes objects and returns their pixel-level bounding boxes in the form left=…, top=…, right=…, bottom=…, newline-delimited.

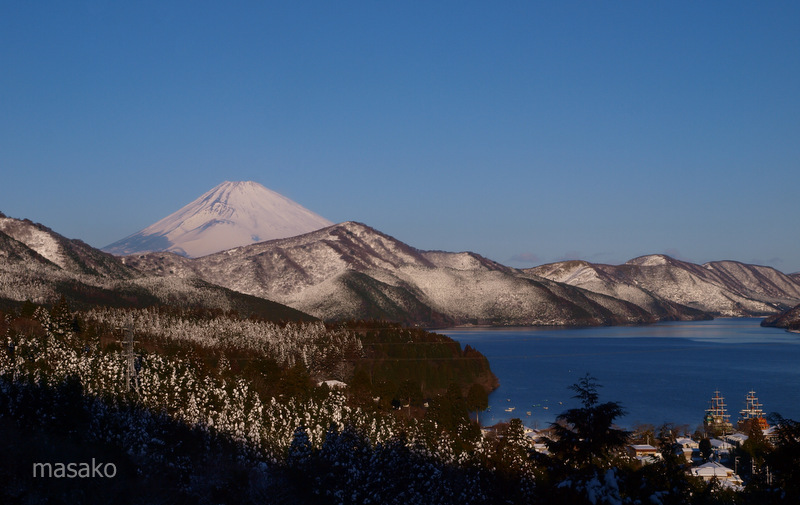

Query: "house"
left=627, top=444, right=658, bottom=458
left=710, top=438, right=733, bottom=457
left=690, top=461, right=743, bottom=490
left=627, top=444, right=661, bottom=466
left=724, top=433, right=748, bottom=447
left=675, top=437, right=699, bottom=462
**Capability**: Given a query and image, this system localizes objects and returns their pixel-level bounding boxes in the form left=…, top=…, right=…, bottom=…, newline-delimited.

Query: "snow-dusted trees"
left=10, top=303, right=442, bottom=448
left=8, top=298, right=800, bottom=503
left=83, top=306, right=362, bottom=379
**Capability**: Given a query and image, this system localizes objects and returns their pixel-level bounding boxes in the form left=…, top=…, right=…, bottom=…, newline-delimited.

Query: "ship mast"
left=738, top=390, right=769, bottom=431
left=704, top=389, right=733, bottom=435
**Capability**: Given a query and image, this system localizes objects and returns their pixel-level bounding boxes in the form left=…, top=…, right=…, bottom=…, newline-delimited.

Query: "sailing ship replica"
left=703, top=390, right=733, bottom=435
left=738, top=390, right=769, bottom=431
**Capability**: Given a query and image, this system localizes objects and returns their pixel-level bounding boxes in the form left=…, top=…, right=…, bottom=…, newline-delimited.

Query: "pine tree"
left=546, top=374, right=630, bottom=470
left=699, top=438, right=713, bottom=462
left=49, top=295, right=73, bottom=339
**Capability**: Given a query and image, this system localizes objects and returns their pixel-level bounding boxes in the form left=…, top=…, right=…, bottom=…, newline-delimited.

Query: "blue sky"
left=2, top=1, right=799, bottom=272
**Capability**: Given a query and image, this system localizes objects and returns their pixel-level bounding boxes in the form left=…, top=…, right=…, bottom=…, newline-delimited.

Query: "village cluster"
left=484, top=389, right=775, bottom=492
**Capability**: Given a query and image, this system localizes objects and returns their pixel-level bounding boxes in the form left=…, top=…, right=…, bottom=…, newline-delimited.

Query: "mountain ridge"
left=529, top=255, right=800, bottom=317
left=0, top=214, right=315, bottom=320
left=4, top=211, right=799, bottom=328
left=122, top=221, right=712, bottom=326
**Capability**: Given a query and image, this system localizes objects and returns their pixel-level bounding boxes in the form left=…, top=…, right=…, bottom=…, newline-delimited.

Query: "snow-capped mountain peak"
left=103, top=181, right=333, bottom=258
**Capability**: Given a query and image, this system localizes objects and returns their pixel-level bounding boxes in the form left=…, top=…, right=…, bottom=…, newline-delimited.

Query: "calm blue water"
left=443, top=319, right=800, bottom=430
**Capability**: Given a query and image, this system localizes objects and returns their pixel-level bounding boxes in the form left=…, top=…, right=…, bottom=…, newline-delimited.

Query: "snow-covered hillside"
left=103, top=181, right=333, bottom=258
left=124, top=222, right=692, bottom=326
left=0, top=215, right=134, bottom=279
left=529, top=255, right=800, bottom=317
left=0, top=216, right=65, bottom=267
left=6, top=208, right=799, bottom=327
left=0, top=214, right=311, bottom=319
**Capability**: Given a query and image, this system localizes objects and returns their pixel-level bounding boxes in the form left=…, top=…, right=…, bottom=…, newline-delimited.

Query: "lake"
left=443, top=318, right=800, bottom=431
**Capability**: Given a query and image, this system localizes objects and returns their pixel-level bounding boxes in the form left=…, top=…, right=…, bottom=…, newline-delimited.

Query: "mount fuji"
left=103, top=181, right=333, bottom=258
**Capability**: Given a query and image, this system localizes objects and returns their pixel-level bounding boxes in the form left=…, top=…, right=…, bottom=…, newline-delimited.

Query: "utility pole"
left=116, top=326, right=139, bottom=393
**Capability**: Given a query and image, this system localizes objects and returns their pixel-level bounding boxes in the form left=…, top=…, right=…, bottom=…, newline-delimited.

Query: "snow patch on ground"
left=627, top=254, right=670, bottom=267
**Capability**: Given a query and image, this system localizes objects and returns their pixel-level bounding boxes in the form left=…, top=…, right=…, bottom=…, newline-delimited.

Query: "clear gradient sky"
left=2, top=2, right=799, bottom=272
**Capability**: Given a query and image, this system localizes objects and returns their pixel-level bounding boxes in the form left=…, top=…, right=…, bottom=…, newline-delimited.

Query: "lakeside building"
left=710, top=438, right=734, bottom=458
left=627, top=444, right=658, bottom=458
left=724, top=432, right=748, bottom=447
left=676, top=437, right=699, bottom=462
left=627, top=444, right=661, bottom=466
left=676, top=437, right=698, bottom=449
left=690, top=461, right=743, bottom=491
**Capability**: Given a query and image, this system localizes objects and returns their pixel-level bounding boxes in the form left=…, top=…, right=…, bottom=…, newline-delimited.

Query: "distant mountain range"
left=528, top=255, right=800, bottom=318
left=103, top=181, right=333, bottom=258
left=2, top=181, right=800, bottom=328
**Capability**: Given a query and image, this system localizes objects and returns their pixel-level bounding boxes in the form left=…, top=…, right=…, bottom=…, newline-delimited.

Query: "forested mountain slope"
left=761, top=303, right=800, bottom=331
